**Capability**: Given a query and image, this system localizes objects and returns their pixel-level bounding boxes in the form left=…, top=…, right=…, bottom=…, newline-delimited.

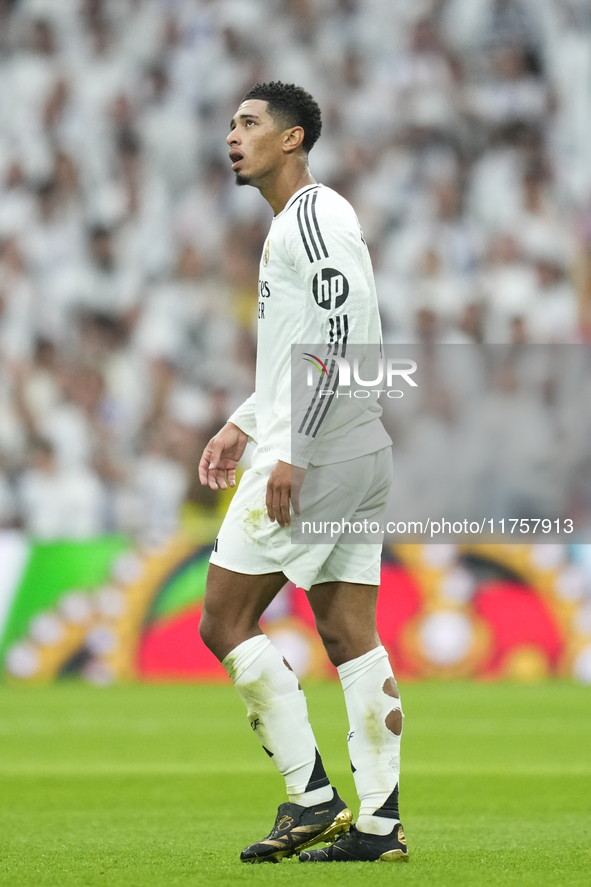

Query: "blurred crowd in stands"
left=0, top=0, right=590, bottom=541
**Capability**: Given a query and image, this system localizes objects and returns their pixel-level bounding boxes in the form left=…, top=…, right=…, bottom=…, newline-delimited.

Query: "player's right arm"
left=226, top=391, right=257, bottom=440
left=199, top=422, right=249, bottom=491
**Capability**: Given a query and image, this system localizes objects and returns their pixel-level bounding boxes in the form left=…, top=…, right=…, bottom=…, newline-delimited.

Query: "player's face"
left=227, top=99, right=285, bottom=186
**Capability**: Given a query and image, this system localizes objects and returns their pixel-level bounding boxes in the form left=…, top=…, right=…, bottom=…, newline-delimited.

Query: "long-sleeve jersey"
left=228, top=183, right=392, bottom=469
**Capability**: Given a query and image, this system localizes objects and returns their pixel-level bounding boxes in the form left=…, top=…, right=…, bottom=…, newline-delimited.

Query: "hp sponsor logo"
left=312, top=268, right=349, bottom=310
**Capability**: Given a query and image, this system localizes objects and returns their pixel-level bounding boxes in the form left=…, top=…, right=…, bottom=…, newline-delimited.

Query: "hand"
left=199, top=423, right=249, bottom=491
left=266, top=460, right=306, bottom=527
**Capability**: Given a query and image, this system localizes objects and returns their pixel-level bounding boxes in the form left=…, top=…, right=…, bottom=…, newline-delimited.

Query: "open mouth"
left=229, top=150, right=243, bottom=170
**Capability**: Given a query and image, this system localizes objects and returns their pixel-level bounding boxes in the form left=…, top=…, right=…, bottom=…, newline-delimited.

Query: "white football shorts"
left=209, top=447, right=393, bottom=590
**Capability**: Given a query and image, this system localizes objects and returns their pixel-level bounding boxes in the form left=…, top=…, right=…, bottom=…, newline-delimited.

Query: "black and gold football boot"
left=240, top=788, right=352, bottom=864
left=299, top=822, right=409, bottom=863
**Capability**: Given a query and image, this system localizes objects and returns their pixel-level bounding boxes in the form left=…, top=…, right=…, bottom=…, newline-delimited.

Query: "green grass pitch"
left=0, top=680, right=589, bottom=886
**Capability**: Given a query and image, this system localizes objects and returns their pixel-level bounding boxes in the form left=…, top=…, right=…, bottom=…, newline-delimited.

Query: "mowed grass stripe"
left=1, top=763, right=591, bottom=776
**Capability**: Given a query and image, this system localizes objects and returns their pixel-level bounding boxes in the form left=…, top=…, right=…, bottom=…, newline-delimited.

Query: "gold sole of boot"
left=379, top=849, right=410, bottom=862
left=297, top=808, right=354, bottom=853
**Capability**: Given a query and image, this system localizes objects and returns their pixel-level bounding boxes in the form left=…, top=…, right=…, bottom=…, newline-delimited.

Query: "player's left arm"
left=281, top=191, right=372, bottom=463
left=267, top=192, right=372, bottom=526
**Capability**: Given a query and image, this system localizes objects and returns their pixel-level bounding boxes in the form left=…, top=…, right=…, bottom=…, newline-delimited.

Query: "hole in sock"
left=382, top=677, right=399, bottom=699
left=385, top=709, right=402, bottom=736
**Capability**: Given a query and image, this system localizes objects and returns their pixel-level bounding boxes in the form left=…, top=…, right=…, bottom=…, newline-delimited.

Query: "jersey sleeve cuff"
left=227, top=415, right=257, bottom=442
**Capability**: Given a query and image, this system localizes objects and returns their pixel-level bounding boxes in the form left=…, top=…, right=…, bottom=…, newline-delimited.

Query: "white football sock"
left=223, top=635, right=333, bottom=807
left=337, top=645, right=403, bottom=836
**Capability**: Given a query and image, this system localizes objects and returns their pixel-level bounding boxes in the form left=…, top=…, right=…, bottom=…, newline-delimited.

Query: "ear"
left=282, top=126, right=305, bottom=155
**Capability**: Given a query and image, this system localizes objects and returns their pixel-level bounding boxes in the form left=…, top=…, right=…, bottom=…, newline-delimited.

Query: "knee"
left=199, top=604, right=259, bottom=662
left=315, top=616, right=380, bottom=668
left=322, top=639, right=349, bottom=668
left=199, top=606, right=235, bottom=661
left=198, top=608, right=221, bottom=658
left=314, top=618, right=350, bottom=667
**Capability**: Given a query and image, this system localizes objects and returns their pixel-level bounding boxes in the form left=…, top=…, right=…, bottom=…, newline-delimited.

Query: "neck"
left=258, top=163, right=316, bottom=215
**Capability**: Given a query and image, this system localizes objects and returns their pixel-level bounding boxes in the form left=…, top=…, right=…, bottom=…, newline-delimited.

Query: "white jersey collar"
left=277, top=182, right=322, bottom=218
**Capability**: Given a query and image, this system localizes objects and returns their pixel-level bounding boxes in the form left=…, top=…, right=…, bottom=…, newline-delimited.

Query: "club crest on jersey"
left=312, top=268, right=349, bottom=310
left=263, top=239, right=270, bottom=267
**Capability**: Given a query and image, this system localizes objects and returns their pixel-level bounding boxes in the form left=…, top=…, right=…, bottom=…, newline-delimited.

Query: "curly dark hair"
left=242, top=81, right=322, bottom=154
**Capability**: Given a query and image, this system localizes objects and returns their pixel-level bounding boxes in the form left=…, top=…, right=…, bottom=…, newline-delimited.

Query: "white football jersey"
left=229, top=183, right=392, bottom=468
